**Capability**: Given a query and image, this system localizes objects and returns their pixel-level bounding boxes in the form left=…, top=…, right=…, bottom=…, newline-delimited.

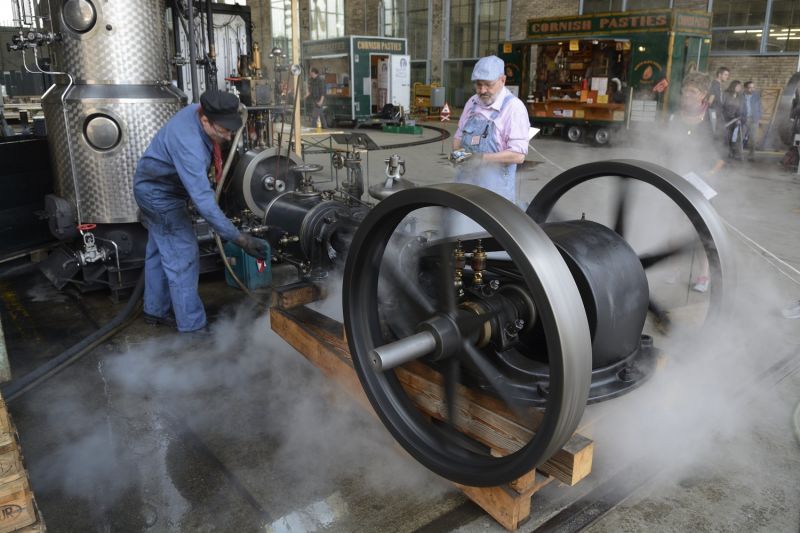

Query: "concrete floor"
left=1, top=122, right=799, bottom=532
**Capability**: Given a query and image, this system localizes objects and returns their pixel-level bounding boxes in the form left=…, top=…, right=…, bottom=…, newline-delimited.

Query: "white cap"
left=471, top=56, right=505, bottom=81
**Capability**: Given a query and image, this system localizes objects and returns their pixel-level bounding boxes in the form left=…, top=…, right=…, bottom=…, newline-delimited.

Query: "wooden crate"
left=270, top=283, right=593, bottom=531
left=0, top=397, right=44, bottom=533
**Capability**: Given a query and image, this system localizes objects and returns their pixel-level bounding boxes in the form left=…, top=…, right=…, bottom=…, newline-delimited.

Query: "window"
left=309, top=0, right=344, bottom=40
left=445, top=0, right=510, bottom=107
left=711, top=0, right=798, bottom=54
left=478, top=0, right=506, bottom=57
left=382, top=0, right=404, bottom=38
left=271, top=0, right=292, bottom=62
left=712, top=0, right=767, bottom=27
left=766, top=0, right=800, bottom=53
left=624, top=0, right=670, bottom=10
left=582, top=0, right=709, bottom=13
left=378, top=0, right=430, bottom=82
left=407, top=0, right=429, bottom=61
left=582, top=0, right=624, bottom=13
left=448, top=0, right=475, bottom=59
left=672, top=0, right=708, bottom=8
left=0, top=3, right=13, bottom=27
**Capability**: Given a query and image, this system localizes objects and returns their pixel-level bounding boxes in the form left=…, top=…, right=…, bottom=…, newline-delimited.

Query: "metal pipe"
left=370, top=330, right=437, bottom=371
left=186, top=0, right=200, bottom=102
left=205, top=0, right=218, bottom=91
left=1, top=271, right=145, bottom=403
left=171, top=0, right=185, bottom=91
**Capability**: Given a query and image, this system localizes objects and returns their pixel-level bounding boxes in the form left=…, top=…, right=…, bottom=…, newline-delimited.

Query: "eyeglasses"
left=474, top=78, right=502, bottom=90
left=210, top=122, right=232, bottom=138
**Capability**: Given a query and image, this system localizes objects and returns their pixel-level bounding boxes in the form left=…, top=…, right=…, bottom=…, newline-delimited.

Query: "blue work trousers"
left=140, top=205, right=206, bottom=332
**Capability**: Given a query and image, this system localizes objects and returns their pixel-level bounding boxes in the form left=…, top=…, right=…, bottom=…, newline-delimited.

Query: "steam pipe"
left=186, top=0, right=200, bottom=102
left=1, top=271, right=145, bottom=403
left=171, top=0, right=185, bottom=91
left=213, top=105, right=262, bottom=301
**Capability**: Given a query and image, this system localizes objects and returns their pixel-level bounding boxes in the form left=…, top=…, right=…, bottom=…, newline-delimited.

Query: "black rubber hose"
left=1, top=270, right=145, bottom=403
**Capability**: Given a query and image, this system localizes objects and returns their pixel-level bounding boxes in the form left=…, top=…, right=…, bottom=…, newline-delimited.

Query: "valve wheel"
left=343, top=183, right=592, bottom=486
left=526, top=159, right=735, bottom=335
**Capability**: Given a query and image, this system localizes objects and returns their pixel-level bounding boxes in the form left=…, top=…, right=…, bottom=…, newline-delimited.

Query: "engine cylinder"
left=264, top=192, right=367, bottom=269
left=542, top=220, right=649, bottom=368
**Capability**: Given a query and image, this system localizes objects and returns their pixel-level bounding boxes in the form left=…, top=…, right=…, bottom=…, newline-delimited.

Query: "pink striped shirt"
left=454, top=87, right=530, bottom=155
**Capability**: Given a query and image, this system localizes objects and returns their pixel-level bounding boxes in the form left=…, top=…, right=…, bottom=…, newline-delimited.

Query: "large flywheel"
left=343, top=183, right=592, bottom=486
left=527, top=159, right=735, bottom=335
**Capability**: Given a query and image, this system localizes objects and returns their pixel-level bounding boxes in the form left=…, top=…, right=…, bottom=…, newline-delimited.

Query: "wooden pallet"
left=269, top=283, right=593, bottom=531
left=0, top=398, right=45, bottom=533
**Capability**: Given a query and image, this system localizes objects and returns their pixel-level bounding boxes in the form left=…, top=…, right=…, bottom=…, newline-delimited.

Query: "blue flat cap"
left=471, top=55, right=505, bottom=81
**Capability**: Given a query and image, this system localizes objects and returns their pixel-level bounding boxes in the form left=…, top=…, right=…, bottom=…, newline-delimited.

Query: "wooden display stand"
left=0, top=397, right=45, bottom=533
left=270, top=283, right=594, bottom=531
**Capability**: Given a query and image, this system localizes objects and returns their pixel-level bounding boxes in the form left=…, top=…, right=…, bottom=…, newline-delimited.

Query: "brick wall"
left=509, top=0, right=580, bottom=40
left=708, top=56, right=798, bottom=92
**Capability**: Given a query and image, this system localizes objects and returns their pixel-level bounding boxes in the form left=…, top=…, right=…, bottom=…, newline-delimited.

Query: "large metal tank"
left=41, top=0, right=185, bottom=225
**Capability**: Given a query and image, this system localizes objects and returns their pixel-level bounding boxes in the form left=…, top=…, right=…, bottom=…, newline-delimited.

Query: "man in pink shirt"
left=451, top=55, right=530, bottom=204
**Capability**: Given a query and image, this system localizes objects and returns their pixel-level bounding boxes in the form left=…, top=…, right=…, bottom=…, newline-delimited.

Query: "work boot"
left=143, top=312, right=178, bottom=329
left=180, top=325, right=212, bottom=340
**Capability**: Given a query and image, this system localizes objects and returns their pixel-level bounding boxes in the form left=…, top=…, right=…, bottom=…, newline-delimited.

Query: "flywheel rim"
left=526, top=159, right=735, bottom=331
left=343, top=183, right=592, bottom=486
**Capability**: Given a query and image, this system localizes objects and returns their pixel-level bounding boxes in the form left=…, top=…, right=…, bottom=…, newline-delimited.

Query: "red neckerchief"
left=212, top=142, right=223, bottom=183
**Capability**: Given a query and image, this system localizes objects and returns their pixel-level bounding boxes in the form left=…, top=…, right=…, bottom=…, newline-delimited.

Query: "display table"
left=529, top=100, right=625, bottom=122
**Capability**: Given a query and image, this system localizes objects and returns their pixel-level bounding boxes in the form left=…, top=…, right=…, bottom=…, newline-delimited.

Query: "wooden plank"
left=758, top=87, right=781, bottom=147
left=271, top=282, right=323, bottom=310
left=269, top=305, right=594, bottom=530
left=271, top=306, right=593, bottom=486
left=270, top=307, right=369, bottom=410
left=509, top=469, right=553, bottom=497
left=395, top=361, right=592, bottom=486
left=455, top=483, right=530, bottom=531
left=539, top=434, right=593, bottom=486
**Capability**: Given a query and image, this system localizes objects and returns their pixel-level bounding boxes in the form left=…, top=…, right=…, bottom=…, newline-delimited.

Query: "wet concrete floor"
left=1, top=123, right=799, bottom=532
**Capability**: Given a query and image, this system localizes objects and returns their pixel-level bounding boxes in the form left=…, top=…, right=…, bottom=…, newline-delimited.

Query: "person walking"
left=707, top=66, right=729, bottom=136
left=742, top=81, right=762, bottom=161
left=450, top=55, right=529, bottom=204
left=721, top=80, right=745, bottom=160
left=307, top=67, right=328, bottom=128
left=133, top=90, right=268, bottom=334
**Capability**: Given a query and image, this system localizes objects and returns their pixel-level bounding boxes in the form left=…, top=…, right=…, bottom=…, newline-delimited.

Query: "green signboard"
left=527, top=10, right=711, bottom=39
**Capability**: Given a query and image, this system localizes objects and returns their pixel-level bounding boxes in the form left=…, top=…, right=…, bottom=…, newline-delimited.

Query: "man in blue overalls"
left=451, top=55, right=530, bottom=205
left=134, top=90, right=268, bottom=333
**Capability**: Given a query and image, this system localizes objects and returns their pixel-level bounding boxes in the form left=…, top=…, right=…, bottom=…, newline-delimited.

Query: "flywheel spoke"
left=639, top=238, right=696, bottom=270
left=461, top=341, right=530, bottom=421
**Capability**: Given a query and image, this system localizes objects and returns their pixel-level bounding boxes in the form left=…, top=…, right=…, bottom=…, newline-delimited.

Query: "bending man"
left=133, top=90, right=267, bottom=333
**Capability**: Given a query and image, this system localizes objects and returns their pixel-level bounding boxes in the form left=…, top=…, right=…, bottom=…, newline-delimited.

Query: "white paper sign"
left=683, top=171, right=717, bottom=200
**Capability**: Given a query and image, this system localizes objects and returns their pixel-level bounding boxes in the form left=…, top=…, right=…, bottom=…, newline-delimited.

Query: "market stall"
left=499, top=9, right=712, bottom=144
left=302, top=36, right=410, bottom=126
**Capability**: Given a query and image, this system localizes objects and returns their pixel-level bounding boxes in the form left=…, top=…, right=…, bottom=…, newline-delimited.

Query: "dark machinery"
left=225, top=148, right=369, bottom=278
left=343, top=160, right=733, bottom=487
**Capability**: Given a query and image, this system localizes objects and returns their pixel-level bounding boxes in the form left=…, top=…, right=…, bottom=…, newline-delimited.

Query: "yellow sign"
left=503, top=43, right=512, bottom=54
left=569, top=39, right=580, bottom=51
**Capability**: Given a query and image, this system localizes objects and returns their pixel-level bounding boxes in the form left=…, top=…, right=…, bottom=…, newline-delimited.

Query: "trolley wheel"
left=591, top=127, right=611, bottom=146
left=566, top=125, right=584, bottom=143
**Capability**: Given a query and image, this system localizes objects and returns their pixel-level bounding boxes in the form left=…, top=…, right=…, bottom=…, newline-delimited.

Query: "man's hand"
left=235, top=233, right=269, bottom=260
left=449, top=150, right=483, bottom=165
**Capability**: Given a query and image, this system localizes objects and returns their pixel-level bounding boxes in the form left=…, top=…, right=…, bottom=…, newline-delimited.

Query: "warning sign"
left=440, top=102, right=451, bottom=122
